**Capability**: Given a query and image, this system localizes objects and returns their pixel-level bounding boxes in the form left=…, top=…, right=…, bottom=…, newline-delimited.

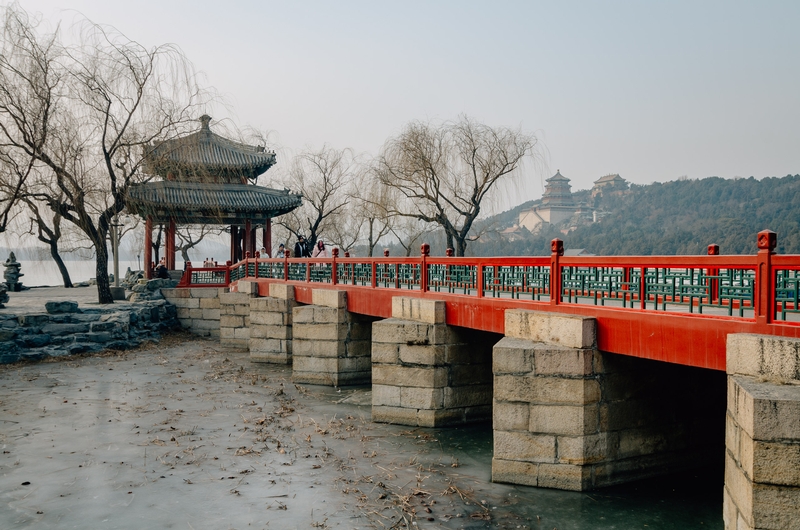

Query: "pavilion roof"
left=546, top=170, right=570, bottom=182
left=126, top=181, right=302, bottom=224
left=594, top=173, right=625, bottom=184
left=145, top=115, right=276, bottom=183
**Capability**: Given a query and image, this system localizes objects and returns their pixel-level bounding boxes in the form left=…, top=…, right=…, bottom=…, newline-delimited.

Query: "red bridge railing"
left=177, top=230, right=800, bottom=370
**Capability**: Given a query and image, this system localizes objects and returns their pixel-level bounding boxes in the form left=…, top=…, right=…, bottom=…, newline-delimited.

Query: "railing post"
left=331, top=247, right=339, bottom=285
left=755, top=230, right=776, bottom=326
left=550, top=239, right=563, bottom=305
left=225, top=260, right=232, bottom=285
left=421, top=243, right=430, bottom=292
left=639, top=267, right=646, bottom=310
left=284, top=250, right=289, bottom=280
left=477, top=263, right=484, bottom=298
left=707, top=244, right=719, bottom=303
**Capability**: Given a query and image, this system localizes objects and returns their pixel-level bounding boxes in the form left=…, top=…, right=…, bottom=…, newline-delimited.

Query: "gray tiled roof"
left=126, top=181, right=302, bottom=222
left=146, top=116, right=276, bottom=181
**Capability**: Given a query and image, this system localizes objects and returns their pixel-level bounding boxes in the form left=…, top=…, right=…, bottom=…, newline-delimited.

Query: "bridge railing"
left=178, top=230, right=797, bottom=324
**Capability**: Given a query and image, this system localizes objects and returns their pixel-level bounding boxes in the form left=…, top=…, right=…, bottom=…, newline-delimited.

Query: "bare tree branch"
left=376, top=115, right=539, bottom=256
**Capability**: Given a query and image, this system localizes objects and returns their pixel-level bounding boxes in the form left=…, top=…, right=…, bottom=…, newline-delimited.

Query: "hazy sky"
left=10, top=0, right=800, bottom=205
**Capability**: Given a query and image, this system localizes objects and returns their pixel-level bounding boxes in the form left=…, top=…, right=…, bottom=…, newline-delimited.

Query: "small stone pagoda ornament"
left=3, top=252, right=23, bottom=292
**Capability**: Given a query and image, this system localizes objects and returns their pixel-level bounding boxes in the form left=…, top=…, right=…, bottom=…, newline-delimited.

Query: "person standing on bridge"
left=312, top=239, right=330, bottom=258
left=294, top=235, right=310, bottom=258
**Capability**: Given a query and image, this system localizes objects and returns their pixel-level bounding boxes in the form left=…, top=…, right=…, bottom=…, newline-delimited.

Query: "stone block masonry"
left=492, top=309, right=724, bottom=491
left=162, top=288, right=221, bottom=338
left=218, top=284, right=258, bottom=348
left=724, top=334, right=800, bottom=530
left=249, top=284, right=297, bottom=364
left=291, top=289, right=377, bottom=386
left=372, top=297, right=499, bottom=427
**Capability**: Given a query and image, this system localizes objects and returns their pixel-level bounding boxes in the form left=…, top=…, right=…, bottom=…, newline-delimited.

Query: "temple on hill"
left=591, top=173, right=628, bottom=198
left=517, top=170, right=628, bottom=233
left=126, top=115, right=302, bottom=277
left=518, top=170, right=584, bottom=232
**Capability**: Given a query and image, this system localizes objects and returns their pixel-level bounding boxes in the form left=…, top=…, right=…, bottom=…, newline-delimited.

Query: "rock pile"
left=0, top=299, right=179, bottom=364
left=129, top=278, right=179, bottom=301
left=121, top=268, right=145, bottom=289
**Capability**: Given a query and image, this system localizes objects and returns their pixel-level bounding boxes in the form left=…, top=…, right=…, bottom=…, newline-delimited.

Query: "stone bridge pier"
left=249, top=283, right=297, bottom=365
left=370, top=297, right=498, bottom=427
left=492, top=310, right=724, bottom=491
left=290, top=289, right=376, bottom=386
left=724, top=334, right=800, bottom=530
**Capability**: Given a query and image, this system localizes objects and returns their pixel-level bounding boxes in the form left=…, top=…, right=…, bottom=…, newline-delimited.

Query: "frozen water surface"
left=0, top=334, right=722, bottom=529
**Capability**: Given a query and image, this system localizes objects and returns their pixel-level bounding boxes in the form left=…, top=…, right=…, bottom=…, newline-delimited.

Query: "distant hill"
left=465, top=174, right=800, bottom=256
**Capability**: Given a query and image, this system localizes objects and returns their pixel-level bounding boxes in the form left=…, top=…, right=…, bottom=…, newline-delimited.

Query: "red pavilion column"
left=144, top=216, right=153, bottom=279
left=263, top=219, right=272, bottom=257
left=230, top=225, right=238, bottom=263
left=249, top=222, right=257, bottom=256
left=166, top=217, right=177, bottom=270
left=244, top=219, right=253, bottom=257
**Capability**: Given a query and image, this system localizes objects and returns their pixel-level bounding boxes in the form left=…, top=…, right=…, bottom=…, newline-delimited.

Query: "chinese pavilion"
left=126, top=115, right=301, bottom=278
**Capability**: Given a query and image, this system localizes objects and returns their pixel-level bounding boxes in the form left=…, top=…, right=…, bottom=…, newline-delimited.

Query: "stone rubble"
left=0, top=298, right=178, bottom=364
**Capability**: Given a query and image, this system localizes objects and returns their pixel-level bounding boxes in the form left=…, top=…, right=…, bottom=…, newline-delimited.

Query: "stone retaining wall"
left=0, top=299, right=179, bottom=364
left=162, top=288, right=221, bottom=337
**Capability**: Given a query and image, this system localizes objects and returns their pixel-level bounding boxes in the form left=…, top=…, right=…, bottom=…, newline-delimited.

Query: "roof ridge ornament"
left=199, top=114, right=212, bottom=131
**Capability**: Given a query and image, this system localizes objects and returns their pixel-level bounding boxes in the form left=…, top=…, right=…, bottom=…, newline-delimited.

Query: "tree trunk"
left=95, top=241, right=113, bottom=304
left=368, top=219, right=375, bottom=257
left=456, top=237, right=467, bottom=257
left=49, top=241, right=73, bottom=288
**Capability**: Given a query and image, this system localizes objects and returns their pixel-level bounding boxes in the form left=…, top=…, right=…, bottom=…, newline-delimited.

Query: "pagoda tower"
left=541, top=170, right=576, bottom=206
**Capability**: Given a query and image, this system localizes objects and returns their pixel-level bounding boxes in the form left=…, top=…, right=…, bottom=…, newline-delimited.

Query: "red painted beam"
left=242, top=278, right=800, bottom=372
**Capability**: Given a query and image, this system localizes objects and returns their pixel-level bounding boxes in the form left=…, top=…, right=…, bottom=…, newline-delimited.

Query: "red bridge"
left=166, top=230, right=800, bottom=527
left=178, top=229, right=800, bottom=371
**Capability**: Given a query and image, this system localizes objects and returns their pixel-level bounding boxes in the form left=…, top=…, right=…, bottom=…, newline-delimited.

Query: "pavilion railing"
left=177, top=231, right=798, bottom=324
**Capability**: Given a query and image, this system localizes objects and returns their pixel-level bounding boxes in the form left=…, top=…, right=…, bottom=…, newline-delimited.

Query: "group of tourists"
left=290, top=235, right=330, bottom=258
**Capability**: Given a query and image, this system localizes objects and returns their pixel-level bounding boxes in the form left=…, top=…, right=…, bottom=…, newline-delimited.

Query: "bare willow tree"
left=21, top=194, right=76, bottom=287
left=277, top=145, right=355, bottom=250
left=0, top=5, right=207, bottom=302
left=375, top=116, right=539, bottom=256
left=176, top=225, right=221, bottom=264
left=389, top=215, right=433, bottom=257
left=0, top=150, right=33, bottom=234
left=326, top=212, right=363, bottom=254
left=350, top=171, right=395, bottom=256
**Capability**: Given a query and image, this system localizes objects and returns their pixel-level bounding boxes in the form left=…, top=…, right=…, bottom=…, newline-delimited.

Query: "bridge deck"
left=177, top=232, right=800, bottom=371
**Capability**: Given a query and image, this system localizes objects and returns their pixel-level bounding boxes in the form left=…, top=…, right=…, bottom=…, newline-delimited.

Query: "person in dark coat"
left=155, top=257, right=170, bottom=279
left=294, top=235, right=310, bottom=258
